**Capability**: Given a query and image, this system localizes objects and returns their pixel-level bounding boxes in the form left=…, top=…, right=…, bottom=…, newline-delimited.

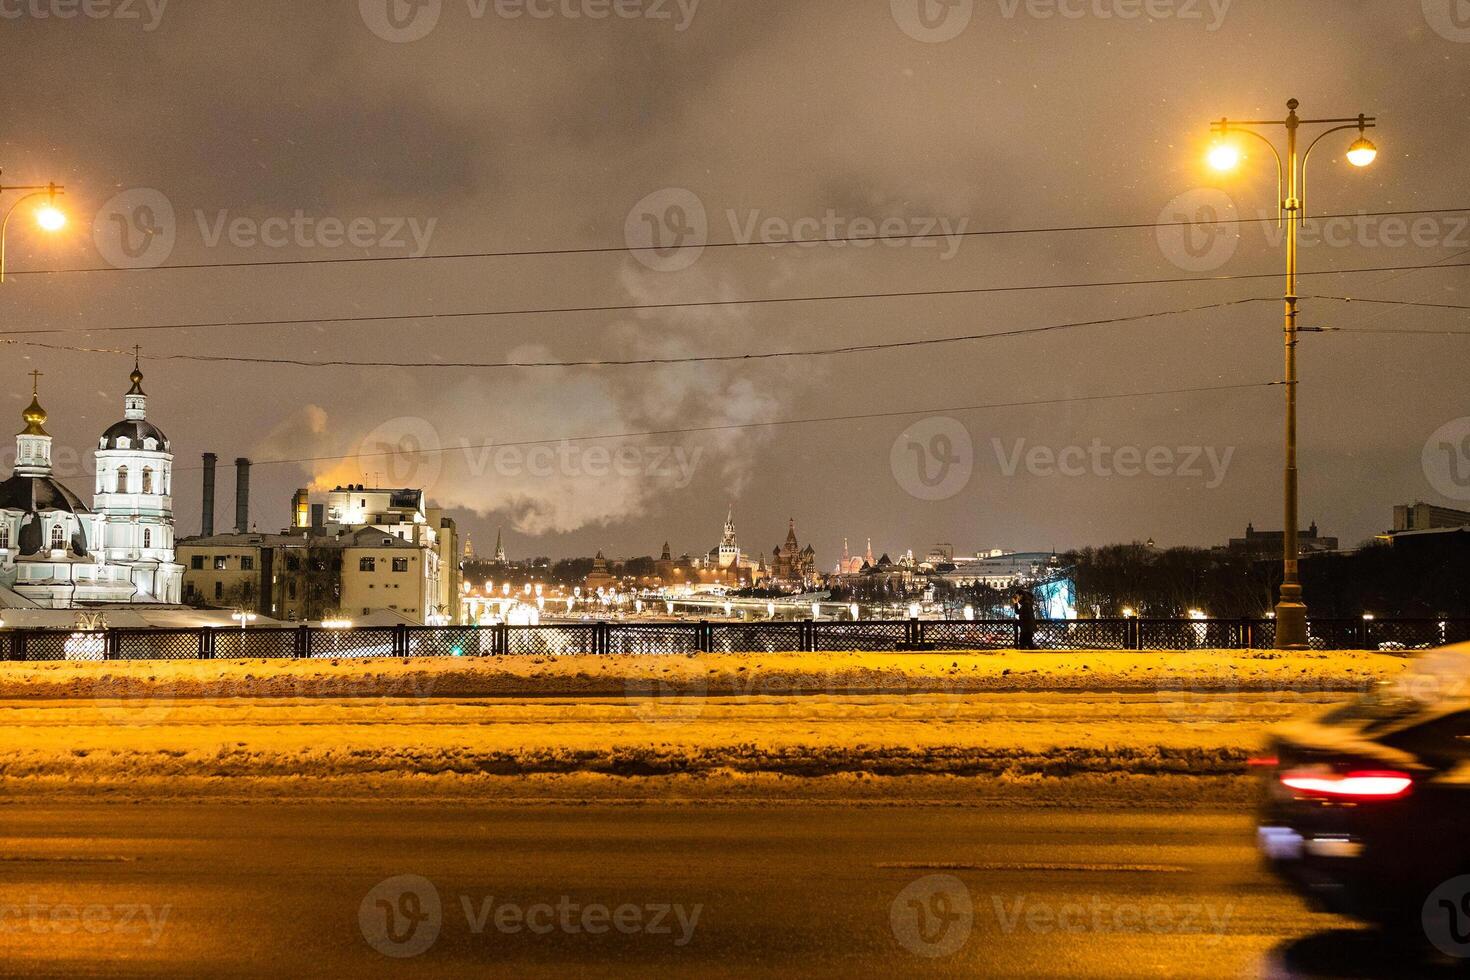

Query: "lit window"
left=214, top=556, right=228, bottom=571
left=393, top=558, right=409, bottom=573
left=360, top=557, right=376, bottom=572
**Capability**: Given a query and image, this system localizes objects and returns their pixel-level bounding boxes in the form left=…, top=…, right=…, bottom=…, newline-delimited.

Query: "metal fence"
left=3, top=618, right=1467, bottom=662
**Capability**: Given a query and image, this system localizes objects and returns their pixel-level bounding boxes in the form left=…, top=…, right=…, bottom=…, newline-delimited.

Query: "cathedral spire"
left=16, top=370, right=53, bottom=476
left=124, top=348, right=148, bottom=421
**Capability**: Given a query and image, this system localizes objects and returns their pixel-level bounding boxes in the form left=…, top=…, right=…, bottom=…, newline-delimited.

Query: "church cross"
left=29, top=370, right=42, bottom=395
left=132, top=345, right=142, bottom=367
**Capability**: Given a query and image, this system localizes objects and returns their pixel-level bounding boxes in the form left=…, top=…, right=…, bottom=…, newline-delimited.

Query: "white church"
left=0, top=363, right=183, bottom=608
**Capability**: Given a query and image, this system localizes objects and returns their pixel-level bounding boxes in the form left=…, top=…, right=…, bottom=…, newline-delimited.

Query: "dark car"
left=1258, top=646, right=1470, bottom=940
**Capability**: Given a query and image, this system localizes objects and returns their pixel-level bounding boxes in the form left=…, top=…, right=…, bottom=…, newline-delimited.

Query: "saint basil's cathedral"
left=0, top=363, right=183, bottom=608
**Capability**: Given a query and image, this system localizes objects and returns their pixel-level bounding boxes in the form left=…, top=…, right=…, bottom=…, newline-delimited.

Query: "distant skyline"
left=4, top=2, right=1468, bottom=562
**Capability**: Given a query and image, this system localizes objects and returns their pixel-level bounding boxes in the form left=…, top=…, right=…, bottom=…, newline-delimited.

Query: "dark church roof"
left=99, top=418, right=170, bottom=451
left=0, top=474, right=91, bottom=515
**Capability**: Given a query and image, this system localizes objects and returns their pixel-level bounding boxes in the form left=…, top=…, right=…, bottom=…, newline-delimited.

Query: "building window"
left=141, top=467, right=153, bottom=494
left=0, top=525, right=8, bottom=550
left=392, top=558, right=409, bottom=573
left=288, top=582, right=297, bottom=600
left=214, top=556, right=228, bottom=571
left=360, top=557, right=376, bottom=572
left=115, top=466, right=129, bottom=494
left=215, top=582, right=223, bottom=600
left=240, top=556, right=255, bottom=571
left=191, top=556, right=204, bottom=570
left=50, top=525, right=65, bottom=551
left=143, top=528, right=152, bottom=549
left=286, top=555, right=300, bottom=572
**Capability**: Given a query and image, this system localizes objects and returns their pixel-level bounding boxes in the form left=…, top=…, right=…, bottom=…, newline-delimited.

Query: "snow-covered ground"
left=0, top=650, right=1406, bottom=805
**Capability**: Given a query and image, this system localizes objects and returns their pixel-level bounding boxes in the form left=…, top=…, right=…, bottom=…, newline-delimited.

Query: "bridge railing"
left=3, top=618, right=1466, bottom=662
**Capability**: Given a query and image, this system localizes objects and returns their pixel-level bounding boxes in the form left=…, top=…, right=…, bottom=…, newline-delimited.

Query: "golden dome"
left=21, top=395, right=48, bottom=437
left=128, top=367, right=146, bottom=395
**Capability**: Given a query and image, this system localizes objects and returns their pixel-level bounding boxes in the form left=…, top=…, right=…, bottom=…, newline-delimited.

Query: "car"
left=1257, top=644, right=1470, bottom=940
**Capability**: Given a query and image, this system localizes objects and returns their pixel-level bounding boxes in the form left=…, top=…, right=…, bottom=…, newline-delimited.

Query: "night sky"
left=2, top=0, right=1466, bottom=563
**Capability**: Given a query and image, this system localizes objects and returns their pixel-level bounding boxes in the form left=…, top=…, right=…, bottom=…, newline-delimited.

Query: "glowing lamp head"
left=35, top=205, right=67, bottom=232
left=1207, top=142, right=1242, bottom=172
left=1346, top=136, right=1378, bottom=168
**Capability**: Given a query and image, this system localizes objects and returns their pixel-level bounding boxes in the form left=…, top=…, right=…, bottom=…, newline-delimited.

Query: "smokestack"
left=201, top=453, right=217, bottom=536
left=235, top=458, right=251, bottom=534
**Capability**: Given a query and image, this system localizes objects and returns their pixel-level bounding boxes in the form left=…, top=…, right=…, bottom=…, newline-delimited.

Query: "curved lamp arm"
left=0, top=190, right=49, bottom=283
left=1214, top=124, right=1285, bottom=227
left=1301, top=123, right=1372, bottom=222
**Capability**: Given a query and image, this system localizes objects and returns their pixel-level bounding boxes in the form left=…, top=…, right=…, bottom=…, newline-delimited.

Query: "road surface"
left=0, top=801, right=1448, bottom=977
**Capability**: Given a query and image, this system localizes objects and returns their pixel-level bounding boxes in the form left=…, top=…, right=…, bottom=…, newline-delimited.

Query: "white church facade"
left=0, top=364, right=183, bottom=608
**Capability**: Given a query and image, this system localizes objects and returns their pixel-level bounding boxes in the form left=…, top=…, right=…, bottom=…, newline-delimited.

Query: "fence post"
left=495, top=622, right=509, bottom=657
left=296, top=625, right=311, bottom=659
left=597, top=622, right=610, bottom=656
left=393, top=625, right=409, bottom=659
left=198, top=628, right=210, bottom=660
left=698, top=620, right=710, bottom=653
left=105, top=629, right=120, bottom=662
left=802, top=619, right=815, bottom=653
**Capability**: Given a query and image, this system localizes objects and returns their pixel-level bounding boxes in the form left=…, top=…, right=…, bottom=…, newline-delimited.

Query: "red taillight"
left=1279, top=769, right=1413, bottom=800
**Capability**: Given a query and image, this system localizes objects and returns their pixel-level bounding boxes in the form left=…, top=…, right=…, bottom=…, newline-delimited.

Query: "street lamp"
left=0, top=174, right=67, bottom=282
left=1205, top=99, right=1378, bottom=650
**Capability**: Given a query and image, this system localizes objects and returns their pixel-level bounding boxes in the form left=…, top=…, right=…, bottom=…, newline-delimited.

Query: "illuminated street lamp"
left=0, top=174, right=66, bottom=282
left=1205, top=100, right=1379, bottom=650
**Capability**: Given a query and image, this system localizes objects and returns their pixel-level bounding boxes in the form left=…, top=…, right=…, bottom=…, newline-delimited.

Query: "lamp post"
left=0, top=173, right=67, bottom=282
left=1206, top=99, right=1378, bottom=650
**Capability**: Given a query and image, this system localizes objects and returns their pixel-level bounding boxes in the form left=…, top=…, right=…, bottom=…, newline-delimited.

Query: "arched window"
left=115, top=467, right=129, bottom=494
left=143, top=528, right=152, bottom=549
left=50, top=524, right=65, bottom=551
left=0, top=524, right=9, bottom=550
left=142, top=467, right=153, bottom=494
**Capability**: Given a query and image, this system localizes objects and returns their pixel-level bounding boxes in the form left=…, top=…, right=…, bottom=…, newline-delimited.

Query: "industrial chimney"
left=201, top=453, right=217, bottom=536
left=235, top=458, right=251, bottom=534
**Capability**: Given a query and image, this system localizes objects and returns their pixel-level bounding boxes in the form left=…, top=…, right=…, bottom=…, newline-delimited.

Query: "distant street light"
left=0, top=173, right=67, bottom=282
left=1204, top=99, right=1378, bottom=650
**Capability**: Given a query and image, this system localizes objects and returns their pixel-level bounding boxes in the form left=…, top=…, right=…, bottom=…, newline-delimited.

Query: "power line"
left=169, top=380, right=1284, bottom=473
left=4, top=259, right=1469, bottom=340
left=2, top=298, right=1271, bottom=370
left=10, top=206, right=1470, bottom=278
left=1307, top=294, right=1470, bottom=312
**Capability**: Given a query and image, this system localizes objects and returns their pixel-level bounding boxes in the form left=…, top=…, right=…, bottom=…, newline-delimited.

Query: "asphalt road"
left=0, top=802, right=1448, bottom=978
